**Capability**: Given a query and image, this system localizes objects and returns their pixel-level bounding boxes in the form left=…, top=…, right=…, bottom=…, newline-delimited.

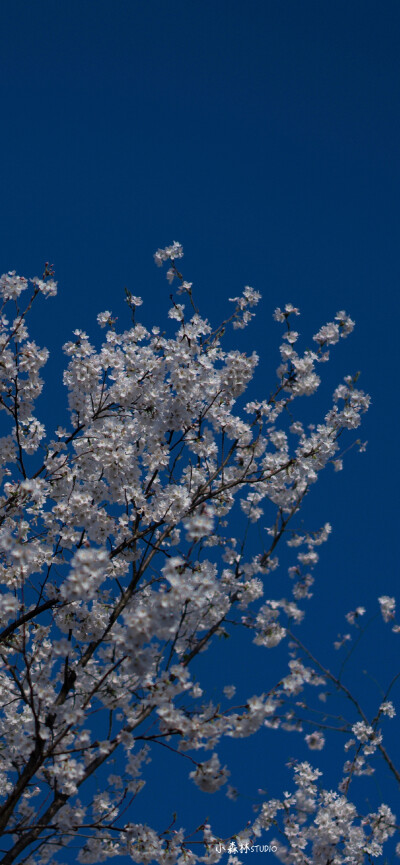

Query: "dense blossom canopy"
left=0, top=247, right=397, bottom=864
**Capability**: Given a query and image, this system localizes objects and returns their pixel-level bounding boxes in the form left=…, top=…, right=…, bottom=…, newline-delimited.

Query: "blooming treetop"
left=0, top=248, right=397, bottom=864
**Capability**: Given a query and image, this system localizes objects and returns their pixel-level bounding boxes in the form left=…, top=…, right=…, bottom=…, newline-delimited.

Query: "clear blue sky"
left=1, top=1, right=399, bottom=859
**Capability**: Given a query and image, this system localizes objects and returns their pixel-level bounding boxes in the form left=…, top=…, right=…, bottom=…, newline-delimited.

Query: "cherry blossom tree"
left=0, top=244, right=398, bottom=864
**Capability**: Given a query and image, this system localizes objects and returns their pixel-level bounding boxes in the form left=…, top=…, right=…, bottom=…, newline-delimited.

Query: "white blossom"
left=305, top=731, right=325, bottom=750
left=378, top=595, right=396, bottom=622
left=189, top=753, right=230, bottom=793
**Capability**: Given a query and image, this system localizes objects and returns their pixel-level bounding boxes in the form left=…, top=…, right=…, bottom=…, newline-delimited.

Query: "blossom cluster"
left=0, top=245, right=395, bottom=865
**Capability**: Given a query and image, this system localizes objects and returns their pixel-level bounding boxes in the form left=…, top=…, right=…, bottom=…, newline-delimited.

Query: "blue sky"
left=1, top=0, right=399, bottom=860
